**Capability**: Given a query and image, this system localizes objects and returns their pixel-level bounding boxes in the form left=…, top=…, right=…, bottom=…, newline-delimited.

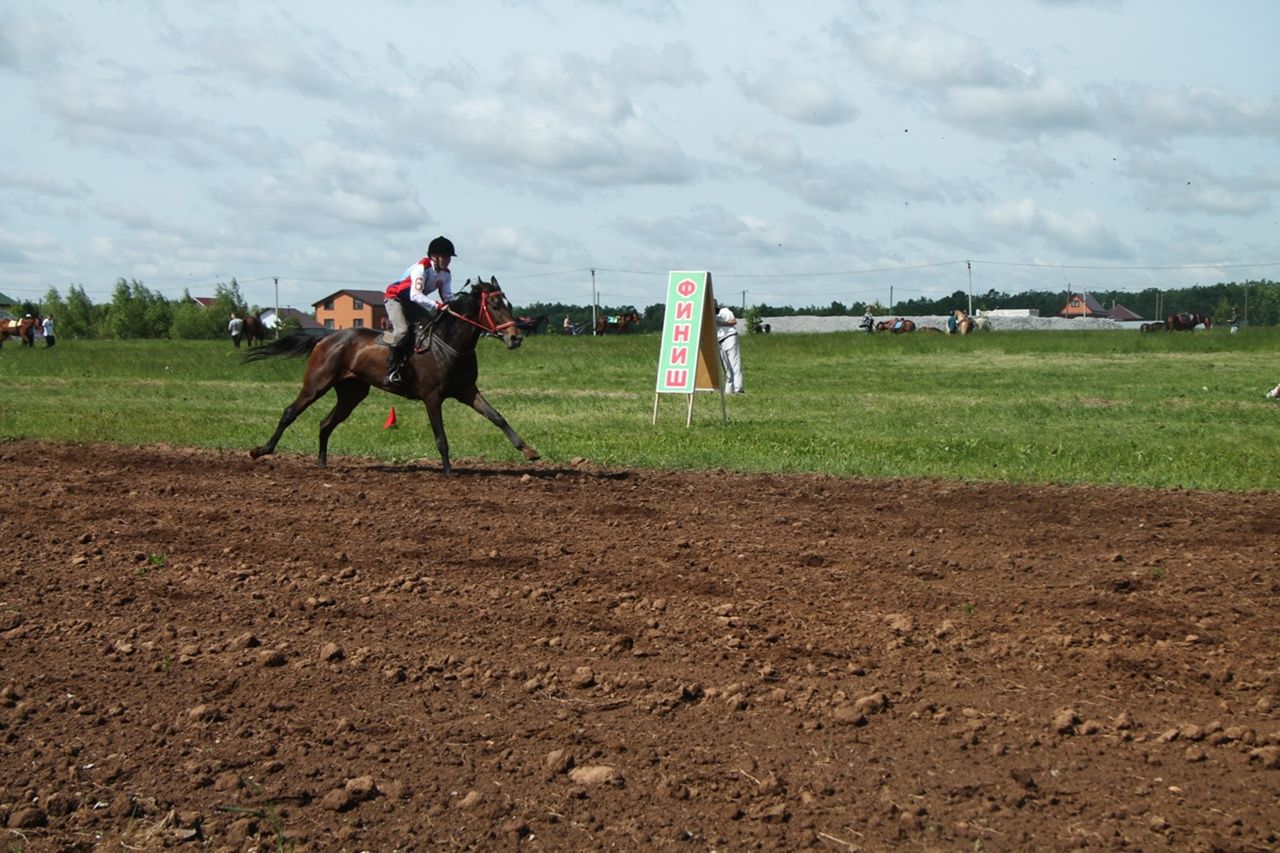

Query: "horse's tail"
left=241, top=330, right=328, bottom=363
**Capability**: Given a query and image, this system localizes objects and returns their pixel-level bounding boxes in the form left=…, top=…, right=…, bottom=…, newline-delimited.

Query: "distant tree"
left=640, top=302, right=664, bottom=331
left=63, top=285, right=98, bottom=338
left=103, top=278, right=171, bottom=338
left=276, top=313, right=305, bottom=336
left=40, top=287, right=68, bottom=323
left=169, top=290, right=215, bottom=339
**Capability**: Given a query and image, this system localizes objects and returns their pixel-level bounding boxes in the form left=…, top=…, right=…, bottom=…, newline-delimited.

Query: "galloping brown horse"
left=242, top=314, right=266, bottom=346
left=244, top=278, right=539, bottom=473
left=596, top=310, right=640, bottom=334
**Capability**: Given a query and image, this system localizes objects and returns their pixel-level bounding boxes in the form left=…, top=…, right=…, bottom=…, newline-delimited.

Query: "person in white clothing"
left=716, top=304, right=744, bottom=394
left=384, top=235, right=455, bottom=384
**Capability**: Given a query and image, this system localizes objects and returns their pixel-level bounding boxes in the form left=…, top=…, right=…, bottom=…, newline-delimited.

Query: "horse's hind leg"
left=317, top=379, right=370, bottom=467
left=456, top=387, right=540, bottom=463
left=250, top=376, right=335, bottom=461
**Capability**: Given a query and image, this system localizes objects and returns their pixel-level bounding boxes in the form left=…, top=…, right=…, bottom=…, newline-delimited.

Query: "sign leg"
left=652, top=392, right=660, bottom=426
left=686, top=393, right=694, bottom=427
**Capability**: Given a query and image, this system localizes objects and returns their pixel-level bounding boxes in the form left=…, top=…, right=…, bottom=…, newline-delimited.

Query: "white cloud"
left=1127, top=155, right=1278, bottom=217
left=986, top=199, right=1130, bottom=259
left=215, top=142, right=426, bottom=238
left=732, top=66, right=858, bottom=126
left=0, top=2, right=70, bottom=73
left=725, top=129, right=987, bottom=211
left=842, top=26, right=1020, bottom=89
left=1095, top=84, right=1280, bottom=143
left=1001, top=146, right=1075, bottom=185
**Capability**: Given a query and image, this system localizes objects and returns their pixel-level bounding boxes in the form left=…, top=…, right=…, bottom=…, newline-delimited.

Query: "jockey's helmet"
left=428, top=235, right=456, bottom=258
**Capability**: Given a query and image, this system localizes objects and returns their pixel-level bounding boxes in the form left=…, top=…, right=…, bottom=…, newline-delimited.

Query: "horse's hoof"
left=249, top=447, right=266, bottom=459
left=524, top=448, right=541, bottom=461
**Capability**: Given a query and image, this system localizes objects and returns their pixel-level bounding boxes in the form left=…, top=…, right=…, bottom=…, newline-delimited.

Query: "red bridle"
left=441, top=289, right=517, bottom=335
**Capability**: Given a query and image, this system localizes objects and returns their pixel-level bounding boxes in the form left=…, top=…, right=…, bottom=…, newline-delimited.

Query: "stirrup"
left=386, top=368, right=402, bottom=385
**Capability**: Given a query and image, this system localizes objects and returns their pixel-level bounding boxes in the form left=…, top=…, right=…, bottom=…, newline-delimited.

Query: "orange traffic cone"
left=384, top=407, right=397, bottom=429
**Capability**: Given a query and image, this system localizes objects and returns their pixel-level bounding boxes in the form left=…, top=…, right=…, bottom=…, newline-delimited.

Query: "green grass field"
left=2, top=328, right=1276, bottom=491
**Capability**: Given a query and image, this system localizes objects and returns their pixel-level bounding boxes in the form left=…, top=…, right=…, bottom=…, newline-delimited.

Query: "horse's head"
left=462, top=277, right=522, bottom=349
left=1201, top=314, right=1213, bottom=329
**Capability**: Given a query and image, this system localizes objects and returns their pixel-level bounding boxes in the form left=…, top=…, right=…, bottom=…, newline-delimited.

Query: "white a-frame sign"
left=652, top=271, right=726, bottom=426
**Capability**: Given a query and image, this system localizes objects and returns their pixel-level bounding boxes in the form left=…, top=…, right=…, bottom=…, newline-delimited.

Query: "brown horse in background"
left=242, top=314, right=266, bottom=346
left=0, top=319, right=21, bottom=347
left=1166, top=312, right=1211, bottom=331
left=243, top=278, right=539, bottom=473
left=596, top=310, right=641, bottom=334
left=876, top=318, right=916, bottom=334
left=514, top=314, right=549, bottom=335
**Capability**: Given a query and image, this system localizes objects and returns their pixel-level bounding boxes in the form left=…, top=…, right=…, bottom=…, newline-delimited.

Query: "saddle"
left=379, top=320, right=434, bottom=353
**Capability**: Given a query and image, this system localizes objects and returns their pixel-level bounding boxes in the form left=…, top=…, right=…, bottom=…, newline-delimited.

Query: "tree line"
left=17, top=278, right=1277, bottom=340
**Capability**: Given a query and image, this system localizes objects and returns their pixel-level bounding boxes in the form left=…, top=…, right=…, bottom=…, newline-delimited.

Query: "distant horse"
left=1166, top=312, right=1211, bottom=332
left=596, top=311, right=641, bottom=335
left=876, top=318, right=916, bottom=334
left=242, top=314, right=267, bottom=347
left=955, top=311, right=977, bottom=335
left=0, top=319, right=21, bottom=347
left=1139, top=322, right=1165, bottom=333
left=514, top=315, right=549, bottom=335
left=244, top=278, right=539, bottom=474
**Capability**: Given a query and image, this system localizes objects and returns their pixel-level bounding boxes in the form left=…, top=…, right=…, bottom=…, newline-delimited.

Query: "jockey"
left=384, top=235, right=455, bottom=385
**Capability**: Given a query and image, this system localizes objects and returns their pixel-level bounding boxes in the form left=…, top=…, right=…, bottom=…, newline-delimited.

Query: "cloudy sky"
left=3, top=0, right=1278, bottom=313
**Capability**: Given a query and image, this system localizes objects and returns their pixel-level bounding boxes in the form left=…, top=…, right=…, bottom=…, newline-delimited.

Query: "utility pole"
left=741, top=290, right=746, bottom=313
left=590, top=269, right=598, bottom=336
left=966, top=260, right=973, bottom=316
left=889, top=284, right=894, bottom=312
left=273, top=277, right=279, bottom=339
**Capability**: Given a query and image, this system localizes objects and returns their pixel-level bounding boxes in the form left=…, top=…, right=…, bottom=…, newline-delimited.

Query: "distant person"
left=716, top=304, right=744, bottom=394
left=21, top=314, right=36, bottom=346
left=563, top=314, right=572, bottom=334
left=42, top=315, right=55, bottom=347
left=228, top=313, right=244, bottom=348
left=860, top=306, right=875, bottom=334
left=1229, top=308, right=1240, bottom=334
left=1267, top=381, right=1280, bottom=400
left=384, top=234, right=454, bottom=385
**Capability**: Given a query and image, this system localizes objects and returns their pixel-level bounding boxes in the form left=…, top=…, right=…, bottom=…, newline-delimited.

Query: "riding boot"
left=385, top=345, right=407, bottom=385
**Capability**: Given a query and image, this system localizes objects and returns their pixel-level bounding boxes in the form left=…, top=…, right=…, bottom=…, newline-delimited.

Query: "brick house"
left=312, top=289, right=387, bottom=331
left=1056, top=293, right=1107, bottom=318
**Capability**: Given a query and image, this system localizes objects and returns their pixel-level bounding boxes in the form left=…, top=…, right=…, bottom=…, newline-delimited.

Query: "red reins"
left=441, top=289, right=517, bottom=335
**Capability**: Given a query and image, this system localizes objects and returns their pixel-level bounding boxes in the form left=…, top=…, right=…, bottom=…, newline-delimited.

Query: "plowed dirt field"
left=1, top=440, right=1278, bottom=850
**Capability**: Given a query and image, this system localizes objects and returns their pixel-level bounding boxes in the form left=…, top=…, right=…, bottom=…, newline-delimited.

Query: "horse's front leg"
left=457, top=387, right=540, bottom=462
left=422, top=394, right=451, bottom=474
